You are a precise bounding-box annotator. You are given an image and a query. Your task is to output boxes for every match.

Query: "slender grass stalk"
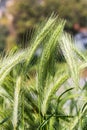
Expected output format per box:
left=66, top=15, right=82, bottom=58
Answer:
left=12, top=76, right=21, bottom=130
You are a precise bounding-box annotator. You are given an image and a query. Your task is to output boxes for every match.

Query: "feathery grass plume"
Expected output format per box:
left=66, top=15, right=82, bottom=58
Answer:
left=41, top=73, right=68, bottom=116
left=38, top=19, right=65, bottom=94
left=0, top=50, right=26, bottom=85
left=0, top=16, right=56, bottom=86
left=36, top=18, right=65, bottom=126
left=60, top=33, right=79, bottom=88
left=12, top=76, right=21, bottom=130
left=26, top=15, right=57, bottom=65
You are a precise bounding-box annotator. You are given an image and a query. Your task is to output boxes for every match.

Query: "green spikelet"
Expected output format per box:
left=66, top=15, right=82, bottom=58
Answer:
left=60, top=33, right=80, bottom=88
left=38, top=18, right=65, bottom=114
left=26, top=15, right=57, bottom=65
left=12, top=76, right=21, bottom=130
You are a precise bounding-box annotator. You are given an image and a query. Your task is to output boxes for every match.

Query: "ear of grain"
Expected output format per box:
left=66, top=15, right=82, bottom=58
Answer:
left=37, top=19, right=65, bottom=116
left=60, top=34, right=79, bottom=88
left=26, top=15, right=57, bottom=65
left=12, top=76, right=21, bottom=130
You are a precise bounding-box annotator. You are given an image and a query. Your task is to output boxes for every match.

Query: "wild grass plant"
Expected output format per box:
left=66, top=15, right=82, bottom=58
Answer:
left=0, top=16, right=87, bottom=130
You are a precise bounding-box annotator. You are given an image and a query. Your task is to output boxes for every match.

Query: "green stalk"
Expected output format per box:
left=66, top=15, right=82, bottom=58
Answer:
left=12, top=76, right=21, bottom=130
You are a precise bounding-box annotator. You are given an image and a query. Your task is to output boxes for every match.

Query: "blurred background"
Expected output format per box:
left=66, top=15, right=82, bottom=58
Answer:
left=0, top=0, right=87, bottom=52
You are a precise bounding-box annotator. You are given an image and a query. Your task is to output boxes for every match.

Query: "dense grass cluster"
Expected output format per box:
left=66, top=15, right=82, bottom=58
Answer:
left=0, top=16, right=87, bottom=130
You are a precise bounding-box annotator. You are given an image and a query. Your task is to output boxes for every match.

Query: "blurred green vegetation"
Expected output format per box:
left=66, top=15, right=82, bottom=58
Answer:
left=0, top=25, right=8, bottom=52
left=0, top=0, right=87, bottom=51
left=9, top=0, right=87, bottom=35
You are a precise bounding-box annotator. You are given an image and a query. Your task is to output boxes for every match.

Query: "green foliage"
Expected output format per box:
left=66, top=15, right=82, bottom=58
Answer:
left=0, top=16, right=87, bottom=130
left=8, top=0, right=87, bottom=46
left=0, top=26, right=8, bottom=52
